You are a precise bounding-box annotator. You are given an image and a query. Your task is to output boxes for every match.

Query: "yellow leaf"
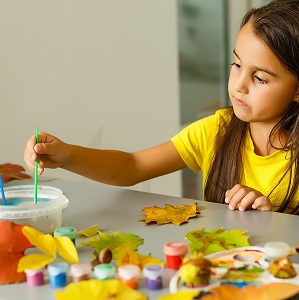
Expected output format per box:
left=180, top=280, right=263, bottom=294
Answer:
left=159, top=290, right=200, bottom=300
left=17, top=253, right=55, bottom=272
left=55, top=279, right=147, bottom=300
left=22, top=226, right=56, bottom=257
left=55, top=237, right=79, bottom=263
left=140, top=202, right=199, bottom=225
left=78, top=224, right=99, bottom=237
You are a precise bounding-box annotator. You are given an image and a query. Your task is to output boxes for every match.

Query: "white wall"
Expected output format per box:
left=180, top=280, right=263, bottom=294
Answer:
left=0, top=0, right=182, bottom=197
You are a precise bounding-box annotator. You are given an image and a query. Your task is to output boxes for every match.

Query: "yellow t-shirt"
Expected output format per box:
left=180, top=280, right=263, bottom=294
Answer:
left=171, top=108, right=298, bottom=212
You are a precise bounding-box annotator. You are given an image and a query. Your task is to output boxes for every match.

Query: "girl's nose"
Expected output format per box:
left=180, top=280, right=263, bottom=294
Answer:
left=234, top=75, right=249, bottom=94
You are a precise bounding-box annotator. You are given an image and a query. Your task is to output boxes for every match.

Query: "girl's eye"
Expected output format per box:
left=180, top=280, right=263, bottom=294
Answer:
left=255, top=75, right=267, bottom=84
left=230, top=62, right=241, bottom=69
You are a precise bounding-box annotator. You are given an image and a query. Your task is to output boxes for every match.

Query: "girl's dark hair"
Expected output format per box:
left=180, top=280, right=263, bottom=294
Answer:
left=204, top=0, right=299, bottom=214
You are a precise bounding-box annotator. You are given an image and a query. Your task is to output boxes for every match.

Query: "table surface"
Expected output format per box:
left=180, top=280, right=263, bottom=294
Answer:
left=2, top=178, right=299, bottom=300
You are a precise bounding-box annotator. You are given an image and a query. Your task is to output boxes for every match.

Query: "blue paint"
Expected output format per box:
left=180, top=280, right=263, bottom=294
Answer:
left=49, top=272, right=67, bottom=288
left=4, top=197, right=49, bottom=206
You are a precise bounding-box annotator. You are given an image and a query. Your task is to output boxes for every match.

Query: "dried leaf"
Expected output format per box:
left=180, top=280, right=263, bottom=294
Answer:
left=17, top=253, right=54, bottom=272
left=55, top=279, right=147, bottom=300
left=0, top=163, right=31, bottom=183
left=159, top=290, right=200, bottom=300
left=140, top=202, right=199, bottom=225
left=200, top=283, right=299, bottom=300
left=185, top=227, right=250, bottom=255
left=78, top=224, right=99, bottom=237
left=0, top=221, right=32, bottom=284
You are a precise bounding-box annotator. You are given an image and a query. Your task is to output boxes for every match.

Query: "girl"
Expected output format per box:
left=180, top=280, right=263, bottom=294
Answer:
left=24, top=0, right=299, bottom=214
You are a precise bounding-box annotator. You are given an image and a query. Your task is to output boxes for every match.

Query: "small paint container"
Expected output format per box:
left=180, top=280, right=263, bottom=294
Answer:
left=94, top=263, right=116, bottom=280
left=54, top=227, right=77, bottom=245
left=118, top=264, right=140, bottom=289
left=163, top=241, right=188, bottom=270
left=264, top=242, right=290, bottom=260
left=25, top=268, right=44, bottom=286
left=48, top=262, right=68, bottom=288
left=71, top=263, right=92, bottom=282
left=143, top=264, right=163, bottom=290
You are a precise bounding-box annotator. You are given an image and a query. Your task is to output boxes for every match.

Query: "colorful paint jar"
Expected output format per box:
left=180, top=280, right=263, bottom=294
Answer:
left=94, top=263, right=116, bottom=280
left=71, top=263, right=92, bottom=282
left=163, top=241, right=188, bottom=270
left=143, top=264, right=163, bottom=290
left=25, top=268, right=44, bottom=286
left=118, top=264, right=140, bottom=289
left=48, top=262, right=68, bottom=288
left=54, top=227, right=77, bottom=245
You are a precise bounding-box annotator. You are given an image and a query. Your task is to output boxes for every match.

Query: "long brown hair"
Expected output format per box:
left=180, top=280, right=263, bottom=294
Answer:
left=204, top=0, right=299, bottom=214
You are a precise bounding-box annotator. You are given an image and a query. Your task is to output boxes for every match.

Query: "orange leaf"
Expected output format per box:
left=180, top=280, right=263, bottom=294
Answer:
left=139, top=202, right=199, bottom=225
left=0, top=163, right=31, bottom=183
left=0, top=221, right=32, bottom=284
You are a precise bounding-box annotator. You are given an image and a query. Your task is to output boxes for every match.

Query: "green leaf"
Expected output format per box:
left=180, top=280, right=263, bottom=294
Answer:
left=185, top=227, right=250, bottom=255
left=81, top=231, right=144, bottom=254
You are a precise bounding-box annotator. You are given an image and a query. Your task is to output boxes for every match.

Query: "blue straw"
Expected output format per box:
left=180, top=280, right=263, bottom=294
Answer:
left=0, top=175, right=7, bottom=206
left=34, top=127, right=39, bottom=204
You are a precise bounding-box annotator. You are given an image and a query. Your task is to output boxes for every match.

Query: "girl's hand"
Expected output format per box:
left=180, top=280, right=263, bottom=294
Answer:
left=225, top=184, right=272, bottom=211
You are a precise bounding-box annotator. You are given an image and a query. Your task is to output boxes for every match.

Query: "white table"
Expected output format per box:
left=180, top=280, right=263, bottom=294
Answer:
left=2, top=178, right=299, bottom=299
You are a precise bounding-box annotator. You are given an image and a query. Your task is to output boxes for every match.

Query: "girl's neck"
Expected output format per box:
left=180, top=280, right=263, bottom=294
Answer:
left=249, top=122, right=287, bottom=156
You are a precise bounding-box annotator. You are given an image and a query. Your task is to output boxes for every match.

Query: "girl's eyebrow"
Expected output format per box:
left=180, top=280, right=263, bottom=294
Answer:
left=233, top=49, right=278, bottom=77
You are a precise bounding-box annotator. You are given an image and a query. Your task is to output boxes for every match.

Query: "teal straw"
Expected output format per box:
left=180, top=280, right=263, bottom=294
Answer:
left=0, top=175, right=7, bottom=206
left=34, top=127, right=39, bottom=204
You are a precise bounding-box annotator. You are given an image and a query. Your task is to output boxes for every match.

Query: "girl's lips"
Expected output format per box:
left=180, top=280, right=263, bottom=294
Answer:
left=234, top=96, right=247, bottom=106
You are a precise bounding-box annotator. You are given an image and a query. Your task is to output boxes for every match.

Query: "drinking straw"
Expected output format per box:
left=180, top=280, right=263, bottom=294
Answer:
left=0, top=175, right=7, bottom=206
left=34, top=127, right=39, bottom=204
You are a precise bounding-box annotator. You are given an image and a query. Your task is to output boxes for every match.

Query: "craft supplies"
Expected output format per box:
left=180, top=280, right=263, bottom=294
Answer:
left=54, top=227, right=77, bottom=245
left=0, top=185, right=69, bottom=233
left=25, top=268, right=44, bottom=286
left=34, top=127, right=39, bottom=204
left=94, top=263, right=116, bottom=280
left=0, top=175, right=7, bottom=206
left=48, top=262, right=68, bottom=288
left=264, top=242, right=290, bottom=260
left=143, top=264, right=163, bottom=290
left=163, top=241, right=188, bottom=270
left=71, top=263, right=92, bottom=282
left=118, top=264, right=140, bottom=289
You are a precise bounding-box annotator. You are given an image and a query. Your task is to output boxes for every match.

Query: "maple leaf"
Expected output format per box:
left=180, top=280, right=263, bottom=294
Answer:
left=81, top=231, right=144, bottom=255
left=0, top=221, right=32, bottom=284
left=139, top=202, right=199, bottom=225
left=185, top=227, right=250, bottom=255
left=0, top=163, right=31, bottom=183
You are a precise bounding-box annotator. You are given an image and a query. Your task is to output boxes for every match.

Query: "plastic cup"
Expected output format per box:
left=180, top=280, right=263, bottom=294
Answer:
left=143, top=264, right=163, bottom=290
left=48, top=262, right=68, bottom=288
left=54, top=227, right=77, bottom=245
left=94, top=263, right=116, bottom=280
left=25, top=268, right=44, bottom=286
left=118, top=264, right=140, bottom=289
left=70, top=263, right=92, bottom=282
left=0, top=185, right=69, bottom=233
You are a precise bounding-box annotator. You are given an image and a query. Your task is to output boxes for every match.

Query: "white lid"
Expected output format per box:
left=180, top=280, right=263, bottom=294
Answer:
left=71, top=263, right=92, bottom=277
left=118, top=264, right=140, bottom=280
left=143, top=265, right=163, bottom=280
left=264, top=241, right=290, bottom=258
left=48, top=263, right=68, bottom=276
left=0, top=185, right=69, bottom=219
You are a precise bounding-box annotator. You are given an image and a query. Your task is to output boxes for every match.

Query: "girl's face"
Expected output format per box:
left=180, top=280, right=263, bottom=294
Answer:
left=228, top=22, right=299, bottom=127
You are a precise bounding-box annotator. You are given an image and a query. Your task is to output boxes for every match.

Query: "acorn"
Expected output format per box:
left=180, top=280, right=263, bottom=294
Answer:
left=269, top=257, right=297, bottom=279
left=90, top=248, right=113, bottom=270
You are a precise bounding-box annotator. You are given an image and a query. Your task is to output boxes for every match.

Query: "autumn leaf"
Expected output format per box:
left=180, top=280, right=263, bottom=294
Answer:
left=55, top=279, right=147, bottom=300
left=200, top=283, right=299, bottom=300
left=185, top=227, right=250, bottom=255
left=159, top=290, right=200, bottom=300
left=0, top=221, right=32, bottom=284
left=139, top=202, right=199, bottom=225
left=0, top=163, right=31, bottom=183
left=81, top=231, right=144, bottom=255
left=78, top=224, right=99, bottom=237
left=114, top=242, right=164, bottom=268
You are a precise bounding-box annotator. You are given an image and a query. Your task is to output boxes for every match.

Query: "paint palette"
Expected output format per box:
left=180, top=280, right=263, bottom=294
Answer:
left=169, top=246, right=299, bottom=293
left=0, top=185, right=69, bottom=233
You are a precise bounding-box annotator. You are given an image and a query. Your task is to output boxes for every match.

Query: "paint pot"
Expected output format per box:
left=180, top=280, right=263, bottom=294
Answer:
left=54, top=227, right=77, bottom=245
left=48, top=262, right=68, bottom=288
left=25, top=268, right=44, bottom=286
left=94, top=263, right=116, bottom=280
left=118, top=264, right=140, bottom=289
left=70, top=263, right=92, bottom=282
left=163, top=241, right=188, bottom=270
left=143, top=264, right=163, bottom=290
left=264, top=242, right=290, bottom=260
